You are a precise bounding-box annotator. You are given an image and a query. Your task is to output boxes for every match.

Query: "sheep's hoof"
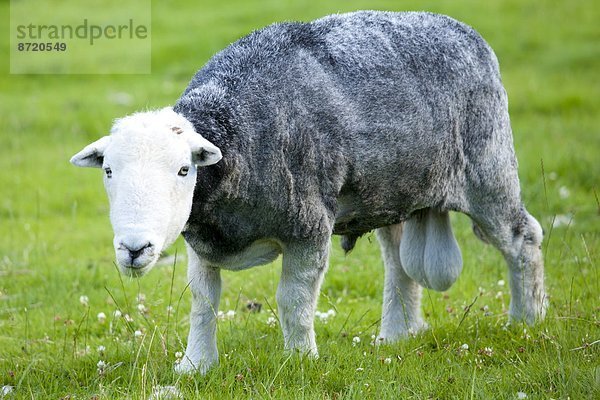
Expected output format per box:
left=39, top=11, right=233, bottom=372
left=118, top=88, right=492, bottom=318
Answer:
left=378, top=321, right=429, bottom=344
left=174, top=357, right=216, bottom=375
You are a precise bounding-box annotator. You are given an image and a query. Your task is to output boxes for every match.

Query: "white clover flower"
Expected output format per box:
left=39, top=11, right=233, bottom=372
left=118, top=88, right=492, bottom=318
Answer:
left=124, top=314, right=134, bottom=323
left=559, top=186, right=570, bottom=199
left=79, top=295, right=89, bottom=306
left=113, top=310, right=122, bottom=318
left=315, top=309, right=337, bottom=323
left=1, top=385, right=14, bottom=397
left=482, top=347, right=493, bottom=356
left=461, top=343, right=469, bottom=351
left=516, top=392, right=527, bottom=399
left=136, top=293, right=146, bottom=303
left=356, top=367, right=364, bottom=372
left=137, top=303, right=147, bottom=313
left=97, top=312, right=107, bottom=324
left=352, top=336, right=361, bottom=346
left=97, top=345, right=106, bottom=354
left=315, top=312, right=327, bottom=323
left=384, top=357, right=392, bottom=364
left=266, top=316, right=277, bottom=327
left=370, top=335, right=378, bottom=346
left=149, top=385, right=183, bottom=400
left=217, top=310, right=236, bottom=320
left=497, top=279, right=505, bottom=287
left=97, top=360, right=107, bottom=375
left=166, top=305, right=174, bottom=314
left=134, top=330, right=143, bottom=338
left=175, top=351, right=183, bottom=359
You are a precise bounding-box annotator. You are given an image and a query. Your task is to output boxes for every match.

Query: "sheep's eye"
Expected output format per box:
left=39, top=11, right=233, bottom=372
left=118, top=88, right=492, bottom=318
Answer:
left=104, top=167, right=112, bottom=178
left=178, top=166, right=190, bottom=177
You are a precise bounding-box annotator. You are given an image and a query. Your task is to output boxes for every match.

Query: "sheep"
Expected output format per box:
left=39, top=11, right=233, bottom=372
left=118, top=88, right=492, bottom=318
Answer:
left=71, top=10, right=547, bottom=374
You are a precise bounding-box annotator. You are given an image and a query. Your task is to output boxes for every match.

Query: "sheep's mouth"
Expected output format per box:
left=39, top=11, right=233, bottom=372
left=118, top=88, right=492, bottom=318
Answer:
left=119, top=260, right=158, bottom=277
left=116, top=251, right=160, bottom=277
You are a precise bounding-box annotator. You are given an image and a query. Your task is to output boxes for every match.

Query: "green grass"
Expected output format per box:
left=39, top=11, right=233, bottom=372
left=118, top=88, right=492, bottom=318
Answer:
left=1, top=0, right=599, bottom=398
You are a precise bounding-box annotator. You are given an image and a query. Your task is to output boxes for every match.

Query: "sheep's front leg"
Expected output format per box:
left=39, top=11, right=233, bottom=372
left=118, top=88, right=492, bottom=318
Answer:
left=277, top=239, right=329, bottom=356
left=175, top=243, right=221, bottom=374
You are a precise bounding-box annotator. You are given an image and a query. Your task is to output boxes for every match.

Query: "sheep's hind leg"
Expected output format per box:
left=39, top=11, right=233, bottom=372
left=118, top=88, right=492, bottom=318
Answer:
left=471, top=207, right=547, bottom=325
left=376, top=224, right=428, bottom=342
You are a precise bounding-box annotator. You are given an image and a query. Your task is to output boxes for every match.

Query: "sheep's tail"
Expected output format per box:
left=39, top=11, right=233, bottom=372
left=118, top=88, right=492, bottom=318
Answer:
left=400, top=208, right=463, bottom=291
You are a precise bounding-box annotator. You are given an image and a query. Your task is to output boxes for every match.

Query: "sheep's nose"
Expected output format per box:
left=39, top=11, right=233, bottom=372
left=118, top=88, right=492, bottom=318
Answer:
left=121, top=242, right=153, bottom=263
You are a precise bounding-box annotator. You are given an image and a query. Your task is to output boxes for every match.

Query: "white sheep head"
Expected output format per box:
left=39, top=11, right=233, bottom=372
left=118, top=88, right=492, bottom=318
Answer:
left=70, top=107, right=222, bottom=276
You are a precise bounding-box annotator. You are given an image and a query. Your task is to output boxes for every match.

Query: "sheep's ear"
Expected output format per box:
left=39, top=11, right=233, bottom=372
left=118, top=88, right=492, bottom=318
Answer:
left=189, top=134, right=222, bottom=167
left=70, top=136, right=111, bottom=168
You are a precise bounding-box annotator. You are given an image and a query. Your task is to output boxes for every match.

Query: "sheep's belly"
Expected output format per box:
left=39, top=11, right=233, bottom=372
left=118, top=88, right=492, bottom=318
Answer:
left=197, top=239, right=282, bottom=271
left=334, top=195, right=411, bottom=236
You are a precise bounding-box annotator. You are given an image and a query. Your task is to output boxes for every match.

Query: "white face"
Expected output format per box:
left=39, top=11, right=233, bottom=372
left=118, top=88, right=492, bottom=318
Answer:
left=71, top=107, right=222, bottom=277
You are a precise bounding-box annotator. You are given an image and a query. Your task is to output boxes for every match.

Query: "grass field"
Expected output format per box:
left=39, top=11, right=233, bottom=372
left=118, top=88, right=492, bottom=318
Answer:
left=1, top=0, right=599, bottom=398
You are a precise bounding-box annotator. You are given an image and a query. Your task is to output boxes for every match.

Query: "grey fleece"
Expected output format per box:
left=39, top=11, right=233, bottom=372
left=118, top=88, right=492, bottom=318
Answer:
left=173, top=10, right=523, bottom=261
